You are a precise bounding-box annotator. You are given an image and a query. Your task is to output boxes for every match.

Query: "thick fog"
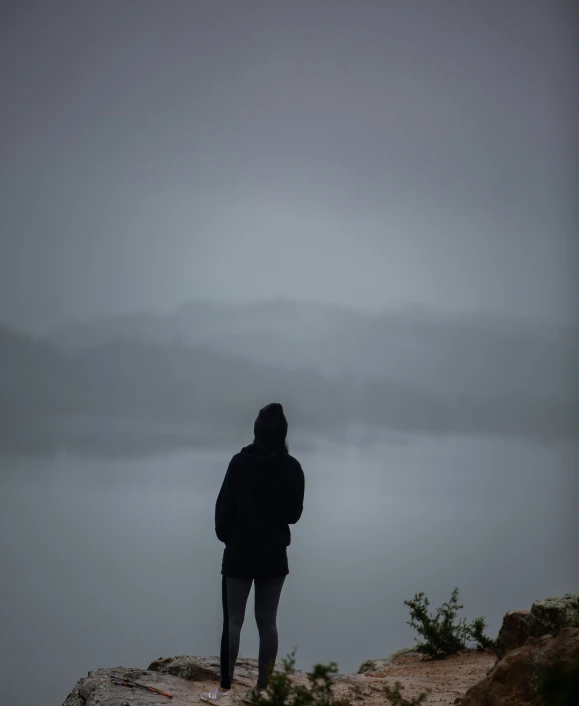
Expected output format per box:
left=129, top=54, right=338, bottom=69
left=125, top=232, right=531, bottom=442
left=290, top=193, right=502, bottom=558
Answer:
left=0, top=0, right=577, bottom=331
left=0, top=3, right=577, bottom=706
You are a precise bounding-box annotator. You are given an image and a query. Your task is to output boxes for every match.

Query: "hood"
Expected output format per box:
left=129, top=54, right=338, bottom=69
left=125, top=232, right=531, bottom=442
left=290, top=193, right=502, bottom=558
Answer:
left=254, top=402, right=288, bottom=445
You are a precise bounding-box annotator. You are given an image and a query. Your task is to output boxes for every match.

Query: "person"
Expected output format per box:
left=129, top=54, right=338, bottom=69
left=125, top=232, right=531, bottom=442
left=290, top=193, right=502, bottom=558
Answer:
left=200, top=403, right=305, bottom=705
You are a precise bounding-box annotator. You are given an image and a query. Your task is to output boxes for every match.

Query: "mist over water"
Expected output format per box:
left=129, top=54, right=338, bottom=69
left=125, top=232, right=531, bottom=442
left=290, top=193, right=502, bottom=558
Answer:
left=1, top=431, right=577, bottom=706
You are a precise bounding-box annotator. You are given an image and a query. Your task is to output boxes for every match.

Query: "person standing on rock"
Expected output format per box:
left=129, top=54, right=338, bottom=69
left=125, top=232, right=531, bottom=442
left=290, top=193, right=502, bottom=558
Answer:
left=200, top=403, right=305, bottom=705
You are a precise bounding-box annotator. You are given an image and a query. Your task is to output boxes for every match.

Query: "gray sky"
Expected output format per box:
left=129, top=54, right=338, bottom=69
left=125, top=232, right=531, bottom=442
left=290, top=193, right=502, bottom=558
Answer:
left=0, top=0, right=576, bottom=331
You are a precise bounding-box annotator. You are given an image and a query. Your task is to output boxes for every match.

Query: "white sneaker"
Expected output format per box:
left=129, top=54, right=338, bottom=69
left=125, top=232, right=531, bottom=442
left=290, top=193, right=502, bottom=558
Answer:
left=200, top=686, right=234, bottom=705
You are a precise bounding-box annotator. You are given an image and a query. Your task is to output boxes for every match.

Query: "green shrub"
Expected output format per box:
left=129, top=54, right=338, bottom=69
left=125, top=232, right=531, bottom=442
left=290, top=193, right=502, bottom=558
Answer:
left=249, top=650, right=426, bottom=706
left=404, top=587, right=496, bottom=657
left=249, top=649, right=351, bottom=706
left=468, top=615, right=496, bottom=650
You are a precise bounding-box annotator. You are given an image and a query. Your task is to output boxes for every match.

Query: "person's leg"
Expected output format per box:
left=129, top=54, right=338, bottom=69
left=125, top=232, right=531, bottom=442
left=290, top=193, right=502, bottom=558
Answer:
left=254, top=575, right=286, bottom=690
left=220, top=576, right=253, bottom=690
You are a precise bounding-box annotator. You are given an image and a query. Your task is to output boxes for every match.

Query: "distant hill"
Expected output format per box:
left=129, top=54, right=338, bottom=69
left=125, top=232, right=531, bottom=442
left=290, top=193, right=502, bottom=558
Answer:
left=47, top=298, right=578, bottom=403
left=2, top=319, right=577, bottom=444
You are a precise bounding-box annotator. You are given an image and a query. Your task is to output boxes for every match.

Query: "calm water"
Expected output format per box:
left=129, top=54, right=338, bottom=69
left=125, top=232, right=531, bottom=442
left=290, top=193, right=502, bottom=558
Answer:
left=0, top=432, right=577, bottom=706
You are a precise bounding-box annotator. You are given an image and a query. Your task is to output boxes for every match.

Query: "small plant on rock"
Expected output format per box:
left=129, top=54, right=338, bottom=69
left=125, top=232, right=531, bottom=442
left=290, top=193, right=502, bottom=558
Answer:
left=249, top=650, right=427, bottom=706
left=468, top=615, right=496, bottom=649
left=250, top=649, right=351, bottom=706
left=404, top=586, right=496, bottom=657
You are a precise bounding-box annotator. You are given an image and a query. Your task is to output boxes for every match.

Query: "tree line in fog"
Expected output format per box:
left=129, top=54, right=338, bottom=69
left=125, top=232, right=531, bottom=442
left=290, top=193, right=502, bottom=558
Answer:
left=1, top=323, right=576, bottom=443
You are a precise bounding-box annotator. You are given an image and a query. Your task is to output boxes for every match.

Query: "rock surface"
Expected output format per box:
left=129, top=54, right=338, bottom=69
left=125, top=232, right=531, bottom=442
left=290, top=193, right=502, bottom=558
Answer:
left=496, top=593, right=579, bottom=657
left=362, top=649, right=496, bottom=704
left=461, top=627, right=579, bottom=706
left=62, top=666, right=199, bottom=706
left=358, top=647, right=423, bottom=674
left=62, top=658, right=372, bottom=706
left=148, top=655, right=299, bottom=686
left=62, top=651, right=496, bottom=706
left=495, top=610, right=532, bottom=655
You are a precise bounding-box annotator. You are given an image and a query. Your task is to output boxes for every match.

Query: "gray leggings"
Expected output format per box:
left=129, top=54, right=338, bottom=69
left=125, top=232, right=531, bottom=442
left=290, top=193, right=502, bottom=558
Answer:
left=220, top=575, right=286, bottom=690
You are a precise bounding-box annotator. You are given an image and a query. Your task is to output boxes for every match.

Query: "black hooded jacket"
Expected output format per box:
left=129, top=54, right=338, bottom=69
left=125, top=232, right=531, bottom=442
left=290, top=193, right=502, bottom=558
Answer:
left=215, top=442, right=305, bottom=579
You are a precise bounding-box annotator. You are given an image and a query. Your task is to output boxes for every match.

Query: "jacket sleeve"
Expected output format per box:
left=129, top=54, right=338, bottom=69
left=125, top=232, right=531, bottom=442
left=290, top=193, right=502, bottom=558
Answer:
left=283, top=461, right=305, bottom=524
left=215, top=458, right=237, bottom=543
